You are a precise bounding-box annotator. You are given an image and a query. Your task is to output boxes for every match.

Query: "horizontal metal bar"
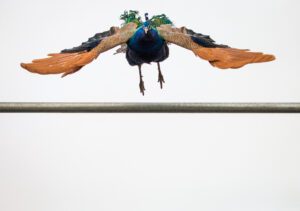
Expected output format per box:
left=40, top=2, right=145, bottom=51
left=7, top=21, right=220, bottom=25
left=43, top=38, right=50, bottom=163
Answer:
left=0, top=103, right=300, bottom=113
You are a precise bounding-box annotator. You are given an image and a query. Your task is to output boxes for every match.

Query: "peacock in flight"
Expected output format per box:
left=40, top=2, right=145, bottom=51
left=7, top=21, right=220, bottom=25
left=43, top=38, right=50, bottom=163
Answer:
left=21, top=10, right=275, bottom=95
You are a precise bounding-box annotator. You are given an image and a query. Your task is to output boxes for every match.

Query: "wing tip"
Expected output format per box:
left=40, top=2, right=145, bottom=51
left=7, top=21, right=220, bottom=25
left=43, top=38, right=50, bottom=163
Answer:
left=264, top=54, right=276, bottom=62
left=20, top=62, right=49, bottom=75
left=20, top=62, right=34, bottom=73
left=20, top=62, right=26, bottom=69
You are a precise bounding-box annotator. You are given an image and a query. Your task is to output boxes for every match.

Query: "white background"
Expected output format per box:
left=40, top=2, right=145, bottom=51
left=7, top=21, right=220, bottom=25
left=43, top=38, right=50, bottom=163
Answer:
left=0, top=0, right=300, bottom=211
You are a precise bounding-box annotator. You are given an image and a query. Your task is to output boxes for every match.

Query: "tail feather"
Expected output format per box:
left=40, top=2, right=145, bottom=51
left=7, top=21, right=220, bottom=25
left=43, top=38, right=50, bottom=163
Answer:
left=194, top=47, right=276, bottom=69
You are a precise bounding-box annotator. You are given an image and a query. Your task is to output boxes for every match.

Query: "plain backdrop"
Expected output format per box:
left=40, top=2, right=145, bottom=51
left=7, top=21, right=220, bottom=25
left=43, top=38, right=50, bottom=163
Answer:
left=0, top=0, right=300, bottom=211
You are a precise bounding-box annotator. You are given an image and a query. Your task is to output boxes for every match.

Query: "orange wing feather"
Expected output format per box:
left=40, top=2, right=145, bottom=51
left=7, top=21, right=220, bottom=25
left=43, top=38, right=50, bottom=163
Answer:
left=194, top=48, right=275, bottom=69
left=21, top=51, right=97, bottom=77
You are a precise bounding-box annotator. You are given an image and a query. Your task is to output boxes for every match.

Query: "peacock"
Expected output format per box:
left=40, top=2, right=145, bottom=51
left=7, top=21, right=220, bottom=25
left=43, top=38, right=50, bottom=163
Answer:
left=21, top=10, right=275, bottom=95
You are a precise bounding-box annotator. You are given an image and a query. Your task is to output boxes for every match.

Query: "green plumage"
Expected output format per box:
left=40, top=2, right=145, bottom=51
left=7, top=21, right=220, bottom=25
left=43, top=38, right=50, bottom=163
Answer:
left=120, top=10, right=173, bottom=28
left=149, top=14, right=173, bottom=27
left=120, top=10, right=143, bottom=27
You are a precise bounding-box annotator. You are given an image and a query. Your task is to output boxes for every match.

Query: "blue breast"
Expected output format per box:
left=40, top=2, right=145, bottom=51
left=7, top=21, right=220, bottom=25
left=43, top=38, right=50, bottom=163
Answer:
left=127, top=27, right=165, bottom=54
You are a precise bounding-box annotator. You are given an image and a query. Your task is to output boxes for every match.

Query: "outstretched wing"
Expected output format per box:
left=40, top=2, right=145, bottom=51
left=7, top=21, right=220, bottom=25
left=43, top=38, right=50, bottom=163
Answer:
left=157, top=24, right=275, bottom=69
left=21, top=23, right=137, bottom=77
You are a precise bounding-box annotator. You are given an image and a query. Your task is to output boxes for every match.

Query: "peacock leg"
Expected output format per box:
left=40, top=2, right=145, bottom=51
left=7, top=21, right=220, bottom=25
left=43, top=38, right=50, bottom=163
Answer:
left=138, top=65, right=146, bottom=95
left=157, top=62, right=165, bottom=89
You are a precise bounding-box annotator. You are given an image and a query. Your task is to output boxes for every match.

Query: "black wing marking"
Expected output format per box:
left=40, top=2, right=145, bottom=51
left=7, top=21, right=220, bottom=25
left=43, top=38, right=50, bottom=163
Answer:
left=61, top=27, right=119, bottom=53
left=185, top=28, right=229, bottom=48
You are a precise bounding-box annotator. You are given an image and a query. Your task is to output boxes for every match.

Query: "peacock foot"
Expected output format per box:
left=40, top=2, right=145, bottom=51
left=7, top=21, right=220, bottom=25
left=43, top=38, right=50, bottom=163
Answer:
left=139, top=80, right=146, bottom=95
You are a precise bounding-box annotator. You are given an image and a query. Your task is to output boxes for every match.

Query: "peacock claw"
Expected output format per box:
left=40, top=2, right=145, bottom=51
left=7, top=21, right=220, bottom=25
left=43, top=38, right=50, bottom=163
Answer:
left=139, top=80, right=146, bottom=95
left=138, top=65, right=146, bottom=95
left=158, top=72, right=165, bottom=89
left=157, top=62, right=165, bottom=89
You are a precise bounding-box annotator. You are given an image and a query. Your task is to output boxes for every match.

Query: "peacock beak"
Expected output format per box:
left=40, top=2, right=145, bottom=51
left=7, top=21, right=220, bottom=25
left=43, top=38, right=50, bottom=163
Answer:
left=143, top=27, right=149, bottom=34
